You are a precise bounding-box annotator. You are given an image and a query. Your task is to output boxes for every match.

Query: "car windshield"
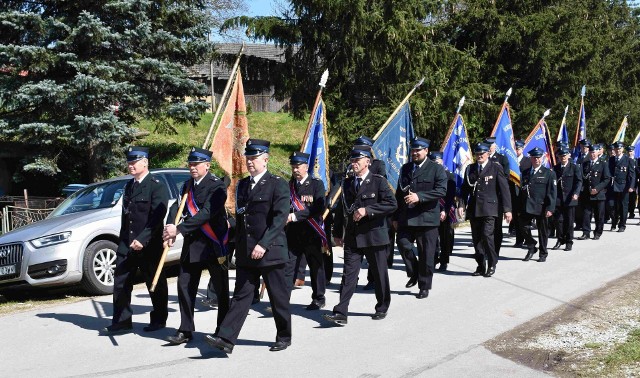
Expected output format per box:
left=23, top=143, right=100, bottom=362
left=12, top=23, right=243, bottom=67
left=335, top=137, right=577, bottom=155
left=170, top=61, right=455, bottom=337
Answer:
left=49, top=180, right=127, bottom=217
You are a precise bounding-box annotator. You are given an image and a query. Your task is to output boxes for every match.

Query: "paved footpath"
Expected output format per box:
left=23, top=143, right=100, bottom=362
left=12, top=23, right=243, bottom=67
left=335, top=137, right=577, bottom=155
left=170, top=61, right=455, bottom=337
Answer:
left=2, top=224, right=640, bottom=377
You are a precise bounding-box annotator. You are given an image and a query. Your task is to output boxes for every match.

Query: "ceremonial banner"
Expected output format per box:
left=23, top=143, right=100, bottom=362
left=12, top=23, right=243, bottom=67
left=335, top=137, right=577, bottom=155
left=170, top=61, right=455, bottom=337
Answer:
left=372, top=102, right=415, bottom=190
left=572, top=86, right=587, bottom=161
left=631, top=131, right=640, bottom=152
left=490, top=103, right=521, bottom=185
left=613, top=116, right=628, bottom=143
left=557, top=108, right=570, bottom=145
left=524, top=120, right=554, bottom=168
left=210, top=68, right=250, bottom=211
left=301, top=99, right=330, bottom=194
left=441, top=114, right=473, bottom=195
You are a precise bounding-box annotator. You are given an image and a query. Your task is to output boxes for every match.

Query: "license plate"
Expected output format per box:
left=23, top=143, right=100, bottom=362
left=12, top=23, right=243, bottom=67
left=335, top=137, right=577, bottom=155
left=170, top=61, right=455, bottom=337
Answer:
left=0, top=264, right=16, bottom=277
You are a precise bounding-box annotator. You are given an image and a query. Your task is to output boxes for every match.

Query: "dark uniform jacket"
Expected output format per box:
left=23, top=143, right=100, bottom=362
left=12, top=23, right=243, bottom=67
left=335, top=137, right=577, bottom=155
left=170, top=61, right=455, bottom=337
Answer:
left=334, top=172, right=397, bottom=248
left=575, top=152, right=589, bottom=166
left=490, top=152, right=510, bottom=178
left=519, top=155, right=532, bottom=173
left=286, top=176, right=326, bottom=248
left=235, top=171, right=290, bottom=268
left=460, top=160, right=512, bottom=218
left=520, top=166, right=557, bottom=215
left=581, top=159, right=611, bottom=200
left=118, top=174, right=169, bottom=256
left=394, top=159, right=447, bottom=227
left=440, top=170, right=457, bottom=222
left=168, top=172, right=228, bottom=263
left=608, top=155, right=636, bottom=193
left=553, top=162, right=583, bottom=207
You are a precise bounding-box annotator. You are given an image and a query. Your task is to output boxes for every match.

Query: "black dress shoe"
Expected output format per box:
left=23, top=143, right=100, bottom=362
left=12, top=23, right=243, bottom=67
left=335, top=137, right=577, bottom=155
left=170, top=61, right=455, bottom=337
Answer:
left=471, top=266, right=485, bottom=276
left=306, top=301, right=326, bottom=310
left=205, top=335, right=234, bottom=353
left=437, top=264, right=448, bottom=272
left=512, top=242, right=524, bottom=248
left=166, top=331, right=193, bottom=345
left=143, top=323, right=166, bottom=332
left=362, top=281, right=375, bottom=290
left=405, top=277, right=418, bottom=288
left=371, top=311, right=387, bottom=320
left=538, top=257, right=546, bottom=262
left=610, top=225, right=616, bottom=231
left=323, top=313, right=348, bottom=325
left=617, top=227, right=626, bottom=233
left=416, top=290, right=429, bottom=299
left=576, top=234, right=590, bottom=240
left=564, top=244, right=573, bottom=251
left=523, top=248, right=537, bottom=261
left=551, top=241, right=563, bottom=250
left=592, top=235, right=600, bottom=240
left=269, top=340, right=291, bottom=352
left=484, top=266, right=496, bottom=277
left=102, top=322, right=132, bottom=334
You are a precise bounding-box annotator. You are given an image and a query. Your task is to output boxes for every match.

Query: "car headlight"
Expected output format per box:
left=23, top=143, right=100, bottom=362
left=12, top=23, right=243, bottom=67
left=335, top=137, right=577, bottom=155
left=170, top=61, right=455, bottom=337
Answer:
left=30, top=232, right=72, bottom=248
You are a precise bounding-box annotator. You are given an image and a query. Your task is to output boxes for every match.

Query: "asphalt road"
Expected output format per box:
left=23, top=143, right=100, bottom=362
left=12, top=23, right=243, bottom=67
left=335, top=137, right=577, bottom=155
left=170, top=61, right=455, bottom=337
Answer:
left=2, top=223, right=639, bottom=377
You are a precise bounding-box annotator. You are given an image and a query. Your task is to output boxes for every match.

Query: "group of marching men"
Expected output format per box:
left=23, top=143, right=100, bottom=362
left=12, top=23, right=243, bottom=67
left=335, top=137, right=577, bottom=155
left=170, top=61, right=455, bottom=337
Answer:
left=100, top=132, right=636, bottom=353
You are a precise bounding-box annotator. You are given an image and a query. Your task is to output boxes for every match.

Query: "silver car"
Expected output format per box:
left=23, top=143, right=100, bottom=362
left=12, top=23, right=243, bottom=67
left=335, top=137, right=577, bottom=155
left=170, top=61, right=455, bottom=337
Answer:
left=0, top=168, right=193, bottom=295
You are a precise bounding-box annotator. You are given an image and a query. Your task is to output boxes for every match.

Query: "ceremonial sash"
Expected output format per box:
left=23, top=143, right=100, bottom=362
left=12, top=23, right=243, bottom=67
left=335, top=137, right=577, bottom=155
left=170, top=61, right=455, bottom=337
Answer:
left=186, top=186, right=229, bottom=256
left=289, top=182, right=328, bottom=248
left=439, top=198, right=457, bottom=223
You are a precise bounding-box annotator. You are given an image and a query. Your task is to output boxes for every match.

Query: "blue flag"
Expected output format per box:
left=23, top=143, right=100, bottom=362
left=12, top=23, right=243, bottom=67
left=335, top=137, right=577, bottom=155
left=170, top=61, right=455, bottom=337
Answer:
left=372, top=102, right=415, bottom=190
left=441, top=114, right=473, bottom=194
left=572, top=88, right=587, bottom=161
left=631, top=131, right=640, bottom=152
left=524, top=120, right=553, bottom=168
left=556, top=109, right=569, bottom=145
left=491, top=103, right=521, bottom=185
left=301, top=99, right=330, bottom=194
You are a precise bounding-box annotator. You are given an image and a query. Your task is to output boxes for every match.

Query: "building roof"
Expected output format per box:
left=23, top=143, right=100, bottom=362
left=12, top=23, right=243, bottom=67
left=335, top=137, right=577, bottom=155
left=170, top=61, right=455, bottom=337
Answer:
left=187, top=43, right=289, bottom=80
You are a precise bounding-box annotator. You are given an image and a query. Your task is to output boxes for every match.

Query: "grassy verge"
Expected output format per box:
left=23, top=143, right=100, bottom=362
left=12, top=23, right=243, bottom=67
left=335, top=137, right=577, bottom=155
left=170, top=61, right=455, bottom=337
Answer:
left=600, top=327, right=640, bottom=374
left=135, top=112, right=308, bottom=177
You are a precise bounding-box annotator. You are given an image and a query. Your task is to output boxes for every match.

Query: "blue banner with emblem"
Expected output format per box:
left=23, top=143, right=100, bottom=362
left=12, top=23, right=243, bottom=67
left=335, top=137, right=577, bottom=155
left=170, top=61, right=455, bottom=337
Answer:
left=491, top=103, right=521, bottom=185
left=557, top=111, right=569, bottom=145
left=372, top=102, right=415, bottom=190
left=301, top=99, right=330, bottom=195
left=441, top=114, right=473, bottom=195
left=572, top=86, right=587, bottom=161
left=524, top=120, right=553, bottom=168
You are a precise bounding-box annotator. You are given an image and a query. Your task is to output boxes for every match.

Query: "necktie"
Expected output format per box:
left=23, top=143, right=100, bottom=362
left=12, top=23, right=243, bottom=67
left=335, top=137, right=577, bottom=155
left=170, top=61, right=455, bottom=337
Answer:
left=355, top=177, right=362, bottom=192
left=478, top=164, right=483, bottom=174
left=131, top=180, right=139, bottom=193
left=295, top=181, right=301, bottom=193
left=249, top=177, right=255, bottom=191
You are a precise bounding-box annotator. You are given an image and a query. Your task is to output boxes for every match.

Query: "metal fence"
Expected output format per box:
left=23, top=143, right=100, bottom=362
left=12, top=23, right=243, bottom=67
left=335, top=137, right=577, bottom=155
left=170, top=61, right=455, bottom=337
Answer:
left=1, top=206, right=55, bottom=234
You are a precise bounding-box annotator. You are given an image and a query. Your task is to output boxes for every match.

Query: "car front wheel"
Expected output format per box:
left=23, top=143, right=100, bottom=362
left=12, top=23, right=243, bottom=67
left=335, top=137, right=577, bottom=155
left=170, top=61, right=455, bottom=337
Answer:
left=80, top=240, right=117, bottom=295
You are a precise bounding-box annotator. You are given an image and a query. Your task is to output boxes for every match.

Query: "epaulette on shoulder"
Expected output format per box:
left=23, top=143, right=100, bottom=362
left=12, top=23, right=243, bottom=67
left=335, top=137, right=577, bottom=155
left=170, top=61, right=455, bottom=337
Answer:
left=272, top=175, right=282, bottom=180
left=208, top=174, right=219, bottom=181
left=148, top=174, right=160, bottom=183
left=372, top=173, right=385, bottom=179
left=311, top=177, right=321, bottom=181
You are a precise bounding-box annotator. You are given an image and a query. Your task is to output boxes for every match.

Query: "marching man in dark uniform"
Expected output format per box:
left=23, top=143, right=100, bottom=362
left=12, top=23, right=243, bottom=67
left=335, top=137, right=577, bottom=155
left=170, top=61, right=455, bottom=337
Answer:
left=393, top=138, right=447, bottom=299
left=575, top=139, right=591, bottom=232
left=520, top=147, right=556, bottom=262
left=104, top=147, right=169, bottom=334
left=552, top=147, right=582, bottom=251
left=608, top=141, right=636, bottom=232
left=163, top=147, right=230, bottom=345
left=485, top=137, right=510, bottom=255
left=513, top=140, right=531, bottom=248
left=458, top=143, right=512, bottom=277
left=577, top=144, right=611, bottom=240
left=286, top=151, right=327, bottom=310
left=206, top=139, right=292, bottom=353
left=429, top=151, right=457, bottom=271
left=323, top=147, right=397, bottom=325
left=626, top=146, right=637, bottom=219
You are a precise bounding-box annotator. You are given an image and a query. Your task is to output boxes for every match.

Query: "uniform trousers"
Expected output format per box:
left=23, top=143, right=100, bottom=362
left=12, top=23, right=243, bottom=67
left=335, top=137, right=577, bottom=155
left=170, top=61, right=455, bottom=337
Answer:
left=177, top=259, right=229, bottom=334
left=628, top=190, right=637, bottom=218
left=582, top=200, right=605, bottom=236
left=112, top=251, right=167, bottom=326
left=396, top=226, right=438, bottom=291
left=494, top=211, right=504, bottom=256
left=217, top=263, right=291, bottom=345
left=610, top=192, right=629, bottom=229
left=437, top=221, right=454, bottom=265
left=470, top=217, right=497, bottom=270
left=520, top=213, right=549, bottom=259
left=288, top=241, right=326, bottom=303
left=333, top=244, right=390, bottom=316
left=554, top=206, right=575, bottom=245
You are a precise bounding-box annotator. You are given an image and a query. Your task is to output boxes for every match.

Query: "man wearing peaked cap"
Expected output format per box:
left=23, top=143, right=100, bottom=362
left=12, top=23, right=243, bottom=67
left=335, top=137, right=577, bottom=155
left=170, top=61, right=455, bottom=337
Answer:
left=520, top=147, right=557, bottom=262
left=207, top=138, right=293, bottom=353
left=163, top=146, right=230, bottom=345
left=484, top=136, right=510, bottom=256
left=393, top=138, right=447, bottom=299
left=323, top=146, right=397, bottom=325
left=458, top=143, right=512, bottom=277
left=552, top=147, right=582, bottom=251
left=608, top=141, right=635, bottom=232
left=104, top=147, right=170, bottom=335
left=577, top=143, right=611, bottom=241
left=512, top=139, right=529, bottom=247
left=285, top=151, right=327, bottom=310
left=625, top=145, right=639, bottom=219
left=427, top=151, right=457, bottom=272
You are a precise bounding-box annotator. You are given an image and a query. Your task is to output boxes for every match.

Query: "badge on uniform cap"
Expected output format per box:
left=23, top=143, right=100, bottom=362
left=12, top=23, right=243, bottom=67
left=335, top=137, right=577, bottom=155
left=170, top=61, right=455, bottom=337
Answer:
left=191, top=147, right=195, bottom=152
left=128, top=147, right=132, bottom=152
left=247, top=140, right=252, bottom=145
